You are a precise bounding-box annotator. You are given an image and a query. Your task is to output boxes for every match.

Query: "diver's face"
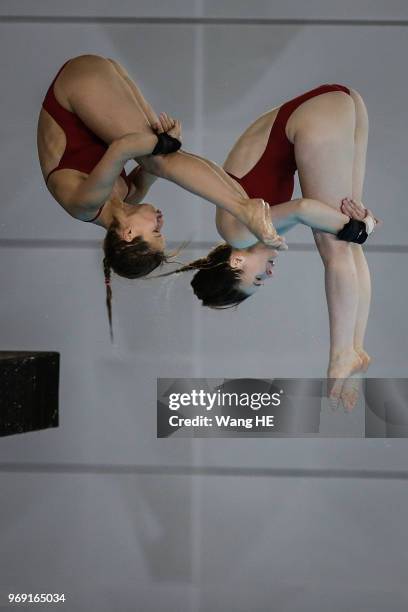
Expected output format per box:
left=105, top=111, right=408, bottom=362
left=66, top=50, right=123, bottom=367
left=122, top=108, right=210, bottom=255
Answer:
left=119, top=203, right=165, bottom=251
left=229, top=243, right=278, bottom=295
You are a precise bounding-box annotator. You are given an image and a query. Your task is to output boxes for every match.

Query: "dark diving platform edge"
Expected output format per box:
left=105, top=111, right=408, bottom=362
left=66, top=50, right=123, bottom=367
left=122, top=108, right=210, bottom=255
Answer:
left=0, top=351, right=60, bottom=437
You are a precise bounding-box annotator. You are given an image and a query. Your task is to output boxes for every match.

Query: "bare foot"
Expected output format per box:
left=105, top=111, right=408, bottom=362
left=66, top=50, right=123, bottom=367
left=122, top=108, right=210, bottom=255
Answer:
left=354, top=347, right=372, bottom=372
left=338, top=349, right=371, bottom=412
left=242, top=198, right=288, bottom=249
left=327, top=350, right=363, bottom=401
left=340, top=378, right=361, bottom=412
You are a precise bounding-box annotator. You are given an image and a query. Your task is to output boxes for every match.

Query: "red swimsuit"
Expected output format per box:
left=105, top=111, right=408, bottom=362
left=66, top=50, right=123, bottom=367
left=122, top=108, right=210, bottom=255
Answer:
left=226, top=84, right=350, bottom=205
left=42, top=61, right=132, bottom=222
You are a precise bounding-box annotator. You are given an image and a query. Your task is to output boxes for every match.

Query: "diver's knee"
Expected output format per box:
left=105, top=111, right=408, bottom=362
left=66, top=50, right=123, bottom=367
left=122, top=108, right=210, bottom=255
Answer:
left=315, top=234, right=353, bottom=265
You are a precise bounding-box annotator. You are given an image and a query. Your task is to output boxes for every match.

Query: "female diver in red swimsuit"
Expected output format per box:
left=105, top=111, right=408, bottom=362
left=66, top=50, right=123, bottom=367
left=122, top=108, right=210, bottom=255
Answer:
left=37, top=54, right=284, bottom=274
left=163, top=84, right=378, bottom=406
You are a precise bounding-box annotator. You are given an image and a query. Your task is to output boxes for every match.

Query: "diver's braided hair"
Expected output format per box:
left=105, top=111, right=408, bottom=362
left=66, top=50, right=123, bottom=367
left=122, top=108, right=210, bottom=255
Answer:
left=102, top=220, right=167, bottom=342
left=153, top=243, right=250, bottom=309
left=103, top=257, right=114, bottom=342
left=102, top=220, right=187, bottom=341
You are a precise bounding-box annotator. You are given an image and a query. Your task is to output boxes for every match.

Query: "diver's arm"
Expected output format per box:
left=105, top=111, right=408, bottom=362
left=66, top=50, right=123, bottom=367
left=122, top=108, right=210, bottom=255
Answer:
left=125, top=164, right=159, bottom=204
left=66, top=134, right=159, bottom=218
left=269, top=197, right=377, bottom=237
left=215, top=208, right=256, bottom=248
left=270, top=198, right=350, bottom=234
left=216, top=198, right=358, bottom=249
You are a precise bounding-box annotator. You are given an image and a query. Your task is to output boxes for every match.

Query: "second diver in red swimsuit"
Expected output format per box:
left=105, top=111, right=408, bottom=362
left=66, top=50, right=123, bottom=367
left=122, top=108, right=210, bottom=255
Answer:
left=162, top=83, right=379, bottom=405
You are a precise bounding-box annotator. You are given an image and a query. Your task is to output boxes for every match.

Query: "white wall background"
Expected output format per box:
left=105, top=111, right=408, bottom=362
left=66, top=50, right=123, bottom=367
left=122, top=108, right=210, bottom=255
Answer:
left=0, top=3, right=407, bottom=611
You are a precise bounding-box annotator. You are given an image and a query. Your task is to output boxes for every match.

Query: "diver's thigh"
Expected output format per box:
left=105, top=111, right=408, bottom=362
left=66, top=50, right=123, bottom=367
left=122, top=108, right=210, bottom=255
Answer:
left=57, top=55, right=150, bottom=142
left=295, top=136, right=354, bottom=207
left=348, top=88, right=369, bottom=201
left=294, top=95, right=355, bottom=208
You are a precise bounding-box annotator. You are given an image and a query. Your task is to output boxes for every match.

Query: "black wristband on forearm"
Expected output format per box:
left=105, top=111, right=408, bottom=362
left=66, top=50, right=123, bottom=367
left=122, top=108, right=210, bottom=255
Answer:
left=337, top=219, right=368, bottom=244
left=152, top=132, right=182, bottom=155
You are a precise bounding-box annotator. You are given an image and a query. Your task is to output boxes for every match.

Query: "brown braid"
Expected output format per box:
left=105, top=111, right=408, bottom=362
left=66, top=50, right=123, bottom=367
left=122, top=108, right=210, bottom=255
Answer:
left=103, top=257, right=114, bottom=342
left=102, top=219, right=187, bottom=340
left=151, top=254, right=212, bottom=277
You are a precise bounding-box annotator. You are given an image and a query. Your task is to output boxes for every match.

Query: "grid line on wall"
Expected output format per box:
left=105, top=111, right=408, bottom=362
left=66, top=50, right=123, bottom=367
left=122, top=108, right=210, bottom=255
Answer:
left=0, top=240, right=406, bottom=253
left=1, top=17, right=408, bottom=26
left=0, top=462, right=408, bottom=480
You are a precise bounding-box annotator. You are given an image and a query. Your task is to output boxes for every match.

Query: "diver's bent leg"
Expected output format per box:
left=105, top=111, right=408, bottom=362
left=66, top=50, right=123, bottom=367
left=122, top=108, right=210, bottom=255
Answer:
left=349, top=88, right=371, bottom=370
left=106, top=58, right=160, bottom=129
left=294, top=92, right=362, bottom=392
left=60, top=55, right=152, bottom=142
left=313, top=234, right=360, bottom=362
left=140, top=151, right=282, bottom=246
left=350, top=244, right=371, bottom=371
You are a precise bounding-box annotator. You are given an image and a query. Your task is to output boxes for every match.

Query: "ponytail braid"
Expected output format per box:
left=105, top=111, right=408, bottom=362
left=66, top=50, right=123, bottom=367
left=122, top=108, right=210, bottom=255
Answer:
left=103, top=257, right=114, bottom=342
left=102, top=219, right=187, bottom=340
left=151, top=254, right=213, bottom=278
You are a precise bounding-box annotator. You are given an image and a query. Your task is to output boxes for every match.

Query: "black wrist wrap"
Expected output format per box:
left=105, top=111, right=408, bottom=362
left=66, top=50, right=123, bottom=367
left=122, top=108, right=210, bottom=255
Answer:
left=337, top=219, right=368, bottom=244
left=152, top=132, right=182, bottom=155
